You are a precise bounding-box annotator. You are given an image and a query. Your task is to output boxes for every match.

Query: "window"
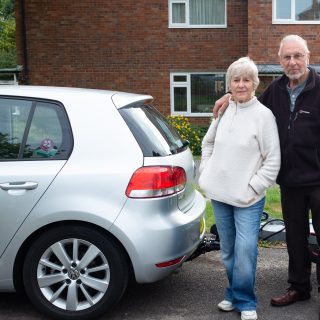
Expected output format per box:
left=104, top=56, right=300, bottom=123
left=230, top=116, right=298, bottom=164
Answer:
left=0, top=72, right=18, bottom=85
left=170, top=72, right=226, bottom=116
left=0, top=98, right=72, bottom=160
left=169, top=0, right=226, bottom=28
left=273, top=0, right=320, bottom=23
left=120, top=103, right=187, bottom=156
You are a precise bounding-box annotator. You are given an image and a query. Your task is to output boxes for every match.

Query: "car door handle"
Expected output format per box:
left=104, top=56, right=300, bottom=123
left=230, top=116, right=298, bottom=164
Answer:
left=0, top=181, right=38, bottom=191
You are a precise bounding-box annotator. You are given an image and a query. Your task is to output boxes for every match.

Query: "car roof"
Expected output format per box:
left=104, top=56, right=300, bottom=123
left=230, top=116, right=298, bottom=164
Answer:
left=0, top=85, right=153, bottom=108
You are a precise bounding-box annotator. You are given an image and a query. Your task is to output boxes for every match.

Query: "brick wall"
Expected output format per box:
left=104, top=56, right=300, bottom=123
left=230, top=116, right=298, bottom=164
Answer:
left=16, top=1, right=320, bottom=126
left=15, top=0, right=247, bottom=122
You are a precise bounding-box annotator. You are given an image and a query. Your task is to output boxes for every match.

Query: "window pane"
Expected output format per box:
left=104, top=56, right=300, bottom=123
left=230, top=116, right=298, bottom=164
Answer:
left=25, top=102, right=72, bottom=159
left=172, top=3, right=186, bottom=23
left=0, top=99, right=32, bottom=160
left=190, top=0, right=225, bottom=25
left=174, top=75, right=187, bottom=82
left=191, top=74, right=225, bottom=113
left=119, top=103, right=186, bottom=156
left=276, top=0, right=291, bottom=19
left=174, top=87, right=187, bottom=112
left=296, top=0, right=320, bottom=21
left=26, top=104, right=60, bottom=158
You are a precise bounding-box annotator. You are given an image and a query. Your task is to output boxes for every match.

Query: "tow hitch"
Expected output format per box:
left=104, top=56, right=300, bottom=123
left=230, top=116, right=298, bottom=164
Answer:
left=187, top=225, right=220, bottom=261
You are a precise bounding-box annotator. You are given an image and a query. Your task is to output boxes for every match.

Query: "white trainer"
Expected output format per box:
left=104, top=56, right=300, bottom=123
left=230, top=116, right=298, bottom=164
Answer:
left=217, top=300, right=235, bottom=311
left=241, top=310, right=257, bottom=320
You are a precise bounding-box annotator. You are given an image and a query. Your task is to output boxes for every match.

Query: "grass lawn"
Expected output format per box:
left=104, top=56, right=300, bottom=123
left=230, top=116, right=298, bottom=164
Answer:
left=204, top=185, right=282, bottom=233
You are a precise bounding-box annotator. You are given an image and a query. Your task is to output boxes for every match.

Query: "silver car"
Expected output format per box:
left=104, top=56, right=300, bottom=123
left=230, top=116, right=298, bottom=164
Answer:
left=0, top=86, right=206, bottom=319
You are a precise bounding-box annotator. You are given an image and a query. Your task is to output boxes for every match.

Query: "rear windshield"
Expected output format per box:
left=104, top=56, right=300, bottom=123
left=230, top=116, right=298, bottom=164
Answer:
left=119, top=103, right=188, bottom=157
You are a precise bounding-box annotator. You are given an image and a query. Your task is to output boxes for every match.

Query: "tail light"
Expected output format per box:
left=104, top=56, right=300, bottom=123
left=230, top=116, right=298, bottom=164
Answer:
left=126, top=166, right=186, bottom=198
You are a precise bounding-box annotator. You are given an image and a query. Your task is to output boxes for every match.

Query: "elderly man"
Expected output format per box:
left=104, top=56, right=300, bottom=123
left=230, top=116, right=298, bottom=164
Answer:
left=213, top=34, right=320, bottom=307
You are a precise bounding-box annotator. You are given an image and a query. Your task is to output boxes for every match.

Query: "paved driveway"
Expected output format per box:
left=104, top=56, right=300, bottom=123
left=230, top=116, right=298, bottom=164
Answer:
left=0, top=247, right=318, bottom=320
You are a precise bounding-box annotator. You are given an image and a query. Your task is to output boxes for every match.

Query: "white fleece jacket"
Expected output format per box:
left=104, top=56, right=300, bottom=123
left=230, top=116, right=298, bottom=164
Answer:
left=198, top=96, right=281, bottom=207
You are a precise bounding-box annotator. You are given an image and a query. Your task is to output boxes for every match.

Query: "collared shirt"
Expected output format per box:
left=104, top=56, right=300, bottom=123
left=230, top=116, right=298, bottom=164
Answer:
left=286, top=81, right=306, bottom=112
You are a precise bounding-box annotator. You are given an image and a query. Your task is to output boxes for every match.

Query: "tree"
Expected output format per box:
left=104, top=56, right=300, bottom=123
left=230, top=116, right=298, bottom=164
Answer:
left=0, top=0, right=14, bottom=19
left=0, top=0, right=16, bottom=68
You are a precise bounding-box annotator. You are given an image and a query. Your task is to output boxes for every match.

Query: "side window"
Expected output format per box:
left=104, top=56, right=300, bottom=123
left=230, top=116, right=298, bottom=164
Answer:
left=0, top=99, right=32, bottom=159
left=24, top=102, right=70, bottom=159
left=0, top=98, right=72, bottom=161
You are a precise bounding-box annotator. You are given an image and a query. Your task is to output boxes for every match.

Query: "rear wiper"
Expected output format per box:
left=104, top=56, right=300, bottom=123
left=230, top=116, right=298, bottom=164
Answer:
left=170, top=140, right=189, bottom=154
left=182, top=140, right=189, bottom=147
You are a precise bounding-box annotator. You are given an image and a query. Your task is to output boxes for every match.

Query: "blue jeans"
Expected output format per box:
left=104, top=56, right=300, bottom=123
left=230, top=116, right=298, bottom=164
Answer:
left=212, top=197, right=265, bottom=311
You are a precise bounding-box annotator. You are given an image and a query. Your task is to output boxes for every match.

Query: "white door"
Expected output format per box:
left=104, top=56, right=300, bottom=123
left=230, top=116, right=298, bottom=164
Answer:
left=0, top=98, right=72, bottom=255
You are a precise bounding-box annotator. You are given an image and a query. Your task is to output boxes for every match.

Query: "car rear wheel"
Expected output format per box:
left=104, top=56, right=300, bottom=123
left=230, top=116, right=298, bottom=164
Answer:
left=23, top=225, right=128, bottom=320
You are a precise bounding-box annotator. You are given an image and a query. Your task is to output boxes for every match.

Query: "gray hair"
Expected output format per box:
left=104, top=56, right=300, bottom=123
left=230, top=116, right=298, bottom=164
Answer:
left=226, top=57, right=260, bottom=92
left=278, top=34, right=310, bottom=57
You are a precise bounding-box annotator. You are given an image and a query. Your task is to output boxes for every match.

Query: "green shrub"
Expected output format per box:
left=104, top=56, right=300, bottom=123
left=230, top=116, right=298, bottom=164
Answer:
left=0, top=48, right=16, bottom=68
left=0, top=1, right=16, bottom=68
left=167, top=115, right=208, bottom=156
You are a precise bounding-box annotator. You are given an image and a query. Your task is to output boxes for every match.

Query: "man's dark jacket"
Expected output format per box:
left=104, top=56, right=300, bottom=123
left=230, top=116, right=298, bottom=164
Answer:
left=258, top=67, right=320, bottom=187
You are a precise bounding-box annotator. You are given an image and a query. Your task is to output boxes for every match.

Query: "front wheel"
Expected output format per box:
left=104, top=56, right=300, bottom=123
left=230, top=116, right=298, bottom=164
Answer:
left=23, top=225, right=128, bottom=320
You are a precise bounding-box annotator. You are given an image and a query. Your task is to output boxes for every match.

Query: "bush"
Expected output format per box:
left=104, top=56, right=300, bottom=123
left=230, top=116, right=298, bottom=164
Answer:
left=0, top=48, right=16, bottom=68
left=166, top=115, right=208, bottom=156
left=0, top=5, right=16, bottom=68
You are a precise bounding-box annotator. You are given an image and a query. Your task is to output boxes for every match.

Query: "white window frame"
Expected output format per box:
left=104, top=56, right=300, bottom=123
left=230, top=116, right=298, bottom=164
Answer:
left=273, top=0, right=320, bottom=24
left=170, top=72, right=226, bottom=117
left=168, top=0, right=227, bottom=28
left=0, top=72, right=18, bottom=85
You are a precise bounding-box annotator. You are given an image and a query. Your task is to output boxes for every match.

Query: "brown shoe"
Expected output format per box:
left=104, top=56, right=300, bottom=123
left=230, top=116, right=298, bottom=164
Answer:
left=270, top=289, right=311, bottom=307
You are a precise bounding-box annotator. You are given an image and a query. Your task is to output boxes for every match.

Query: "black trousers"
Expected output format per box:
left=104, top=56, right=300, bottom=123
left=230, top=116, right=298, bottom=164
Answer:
left=280, top=185, right=320, bottom=294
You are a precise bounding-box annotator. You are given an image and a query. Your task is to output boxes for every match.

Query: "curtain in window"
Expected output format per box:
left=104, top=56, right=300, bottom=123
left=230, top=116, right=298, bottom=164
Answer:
left=172, top=3, right=186, bottom=23
left=190, top=0, right=225, bottom=25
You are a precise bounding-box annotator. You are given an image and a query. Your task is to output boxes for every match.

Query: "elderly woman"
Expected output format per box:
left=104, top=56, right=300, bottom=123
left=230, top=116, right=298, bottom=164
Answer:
left=198, top=57, right=280, bottom=320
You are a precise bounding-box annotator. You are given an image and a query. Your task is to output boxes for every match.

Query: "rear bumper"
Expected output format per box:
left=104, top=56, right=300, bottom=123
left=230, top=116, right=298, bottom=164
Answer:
left=110, top=190, right=206, bottom=283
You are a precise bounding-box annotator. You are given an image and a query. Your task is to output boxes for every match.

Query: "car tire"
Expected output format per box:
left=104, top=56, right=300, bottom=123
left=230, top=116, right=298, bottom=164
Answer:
left=23, top=225, right=128, bottom=320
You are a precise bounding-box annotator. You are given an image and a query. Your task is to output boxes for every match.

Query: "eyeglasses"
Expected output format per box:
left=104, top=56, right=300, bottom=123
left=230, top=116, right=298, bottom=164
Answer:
left=281, top=53, right=306, bottom=62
